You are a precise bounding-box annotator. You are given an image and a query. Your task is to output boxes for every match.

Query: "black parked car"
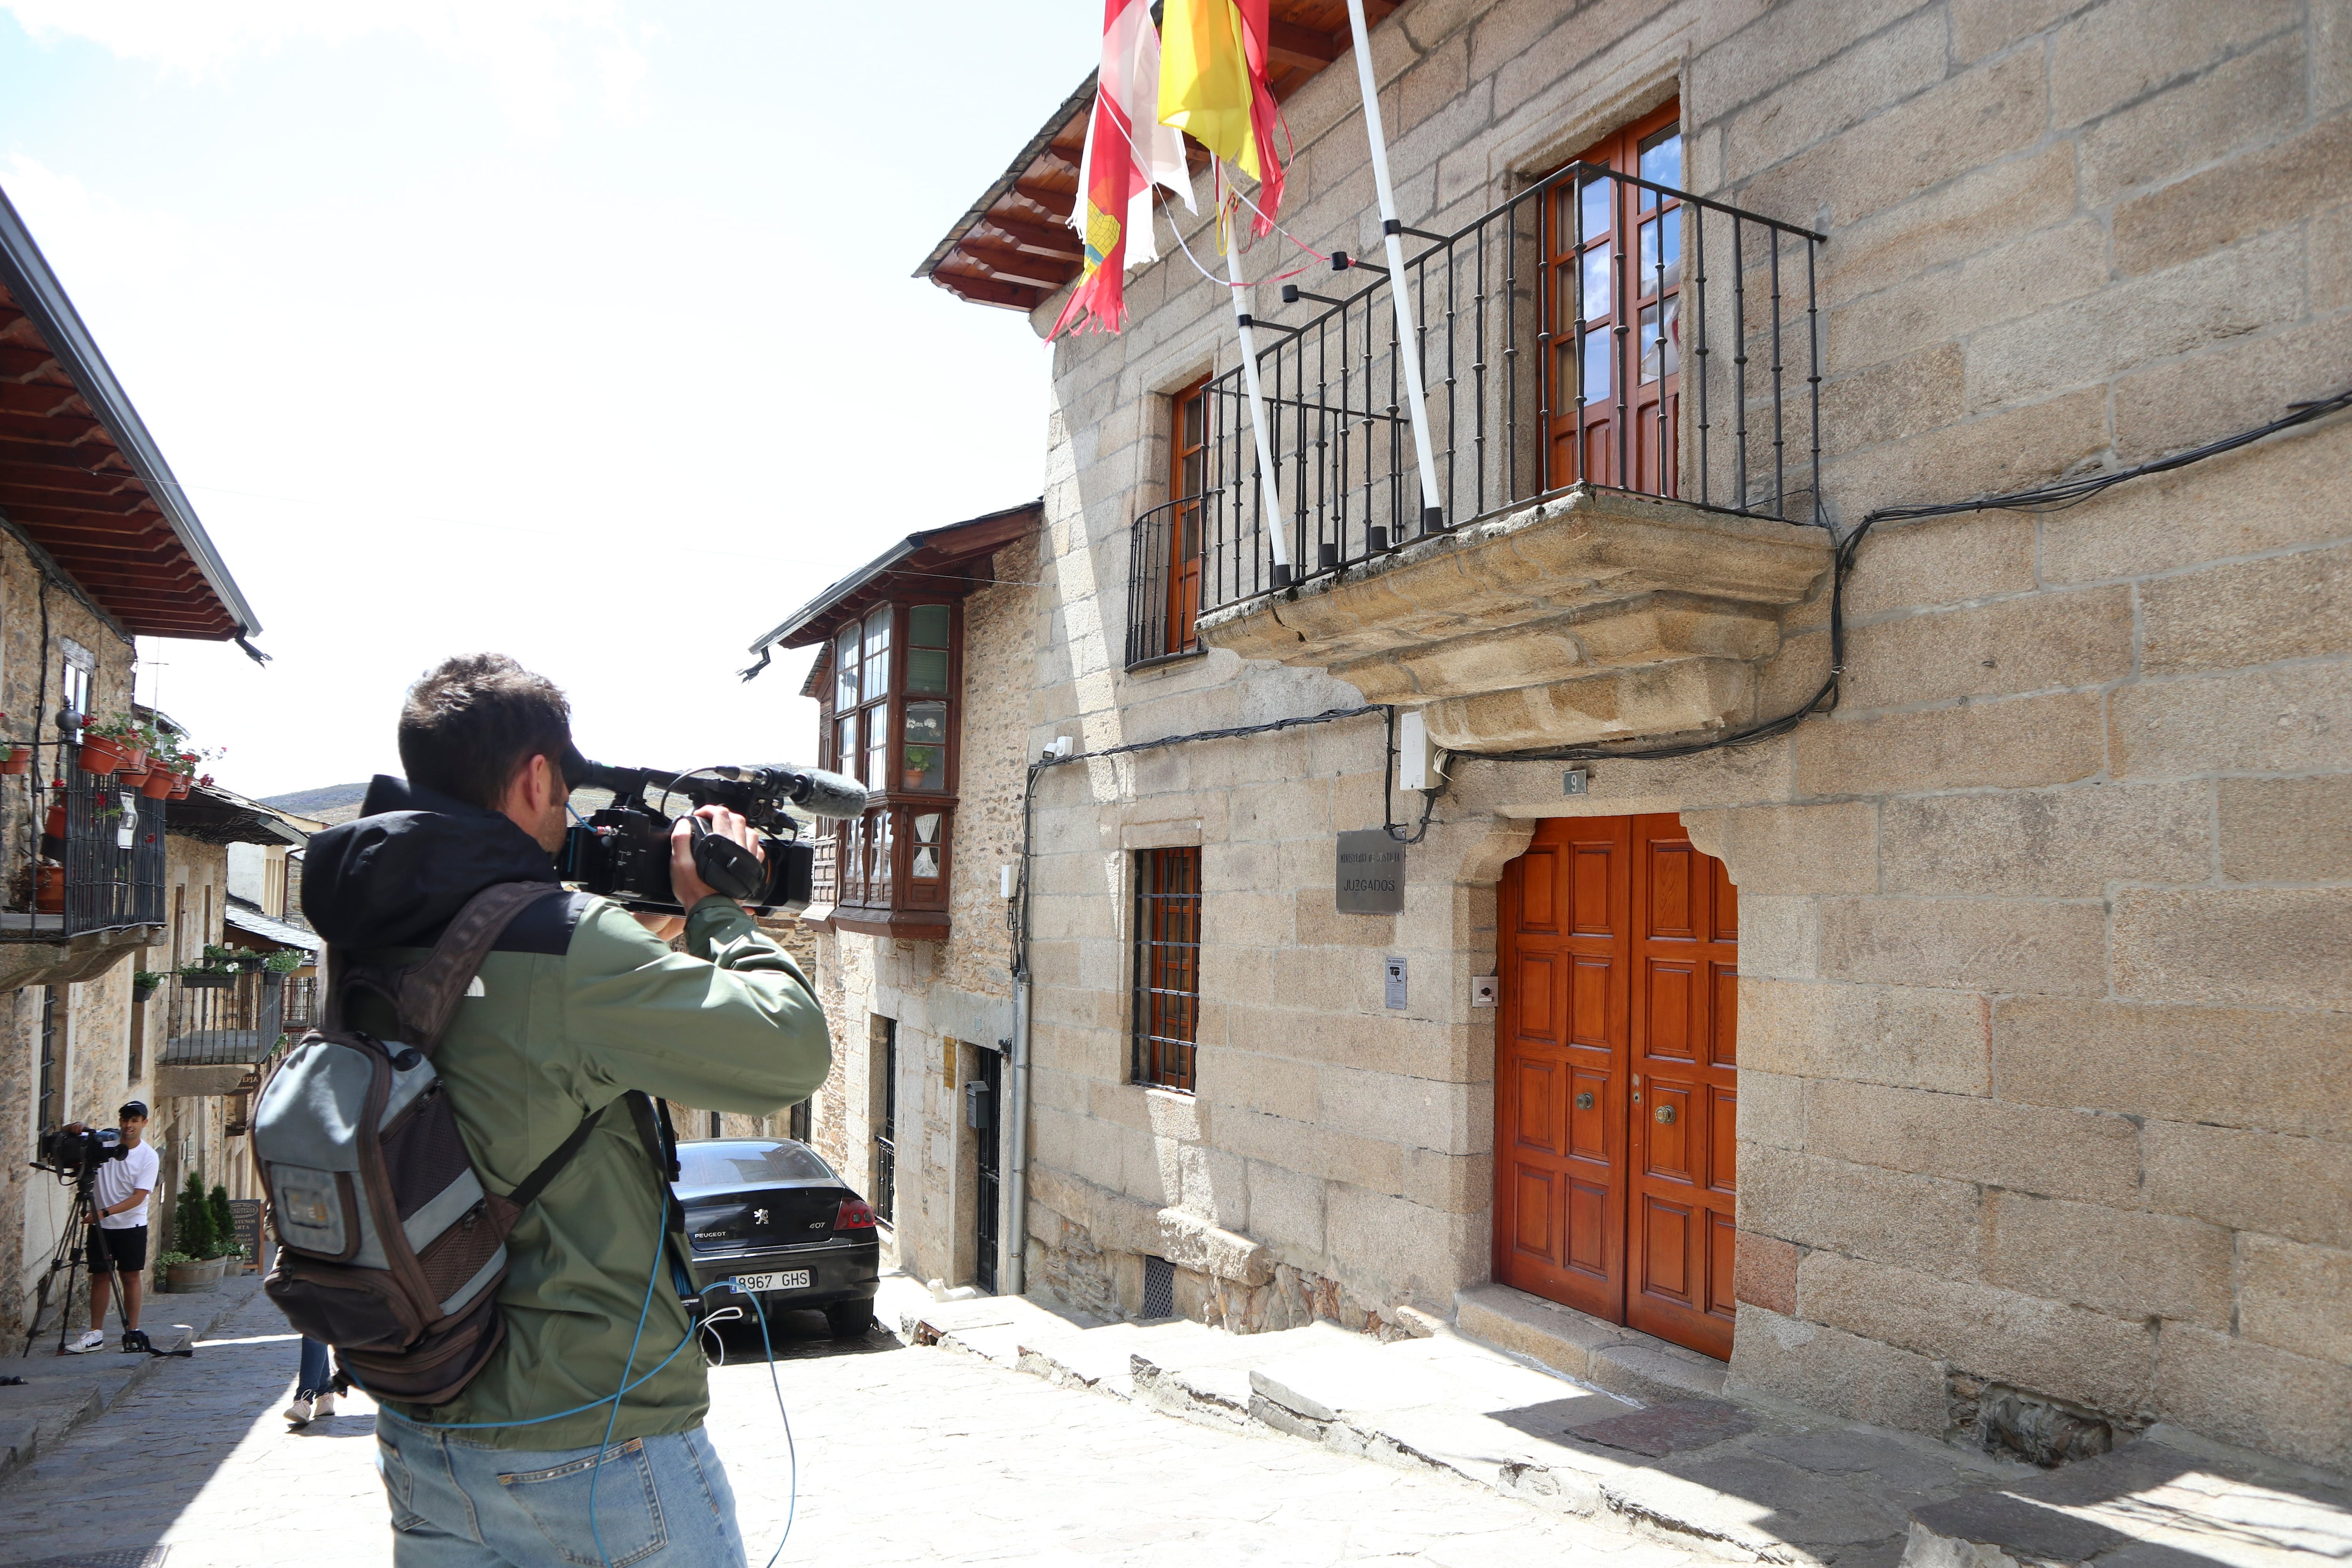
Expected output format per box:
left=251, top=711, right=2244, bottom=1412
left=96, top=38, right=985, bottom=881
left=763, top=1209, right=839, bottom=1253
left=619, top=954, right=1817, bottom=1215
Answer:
left=674, top=1138, right=880, bottom=1338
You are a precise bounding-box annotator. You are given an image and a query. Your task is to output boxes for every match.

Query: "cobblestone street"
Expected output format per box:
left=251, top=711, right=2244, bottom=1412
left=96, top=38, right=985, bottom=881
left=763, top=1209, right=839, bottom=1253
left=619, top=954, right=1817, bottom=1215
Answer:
left=0, top=1287, right=1706, bottom=1568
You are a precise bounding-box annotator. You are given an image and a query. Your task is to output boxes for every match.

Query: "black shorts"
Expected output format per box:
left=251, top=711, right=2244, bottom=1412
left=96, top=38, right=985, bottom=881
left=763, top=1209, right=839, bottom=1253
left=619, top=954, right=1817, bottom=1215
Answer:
left=87, top=1225, right=148, bottom=1274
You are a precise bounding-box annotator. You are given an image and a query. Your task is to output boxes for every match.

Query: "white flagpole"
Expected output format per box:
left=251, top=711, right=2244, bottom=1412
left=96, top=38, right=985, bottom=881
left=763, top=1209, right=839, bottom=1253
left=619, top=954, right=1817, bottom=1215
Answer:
left=1344, top=0, right=1442, bottom=533
left=1227, top=238, right=1293, bottom=574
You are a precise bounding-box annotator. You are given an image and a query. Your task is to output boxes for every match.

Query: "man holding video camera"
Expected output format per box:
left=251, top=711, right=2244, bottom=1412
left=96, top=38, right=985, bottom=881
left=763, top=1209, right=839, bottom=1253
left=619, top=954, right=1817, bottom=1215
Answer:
left=304, top=654, right=831, bottom=1567
left=64, top=1100, right=156, bottom=1353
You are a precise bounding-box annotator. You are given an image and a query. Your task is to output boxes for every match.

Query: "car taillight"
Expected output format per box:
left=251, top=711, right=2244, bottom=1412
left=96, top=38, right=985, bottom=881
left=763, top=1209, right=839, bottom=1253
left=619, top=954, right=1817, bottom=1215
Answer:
left=833, top=1198, right=876, bottom=1231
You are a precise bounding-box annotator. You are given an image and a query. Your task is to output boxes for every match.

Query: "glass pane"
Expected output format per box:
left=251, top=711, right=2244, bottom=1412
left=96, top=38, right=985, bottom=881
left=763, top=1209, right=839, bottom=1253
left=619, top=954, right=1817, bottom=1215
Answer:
left=1182, top=389, right=1203, bottom=449
left=1578, top=175, right=1610, bottom=243
left=861, top=609, right=891, bottom=704
left=1181, top=447, right=1205, bottom=496
left=835, top=715, right=856, bottom=775
left=912, top=845, right=940, bottom=880
left=676, top=1141, right=831, bottom=1185
left=1580, top=246, right=1611, bottom=322
left=902, top=701, right=947, bottom=746
left=1640, top=296, right=1682, bottom=382
left=866, top=708, right=889, bottom=789
left=1638, top=215, right=1682, bottom=290
left=905, top=647, right=949, bottom=694
left=900, top=746, right=945, bottom=791
left=871, top=812, right=893, bottom=901
left=1638, top=128, right=1682, bottom=208
left=1583, top=326, right=1611, bottom=404
left=834, top=625, right=858, bottom=709
left=910, top=605, right=950, bottom=648
left=913, top=812, right=942, bottom=844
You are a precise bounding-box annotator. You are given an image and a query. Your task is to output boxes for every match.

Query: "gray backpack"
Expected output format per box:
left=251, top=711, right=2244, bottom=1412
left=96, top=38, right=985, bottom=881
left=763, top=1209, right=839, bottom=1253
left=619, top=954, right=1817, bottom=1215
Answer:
left=253, top=881, right=607, bottom=1406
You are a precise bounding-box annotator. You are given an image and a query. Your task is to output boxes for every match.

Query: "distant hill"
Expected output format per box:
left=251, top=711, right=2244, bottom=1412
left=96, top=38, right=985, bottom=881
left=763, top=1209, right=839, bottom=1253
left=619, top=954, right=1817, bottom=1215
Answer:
left=263, top=782, right=371, bottom=824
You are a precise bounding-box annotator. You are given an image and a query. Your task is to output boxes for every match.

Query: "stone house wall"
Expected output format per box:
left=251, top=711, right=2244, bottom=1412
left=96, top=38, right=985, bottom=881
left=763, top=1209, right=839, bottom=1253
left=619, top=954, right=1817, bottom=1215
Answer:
left=999, top=0, right=2352, bottom=1471
left=0, top=528, right=150, bottom=1343
left=808, top=535, right=1040, bottom=1289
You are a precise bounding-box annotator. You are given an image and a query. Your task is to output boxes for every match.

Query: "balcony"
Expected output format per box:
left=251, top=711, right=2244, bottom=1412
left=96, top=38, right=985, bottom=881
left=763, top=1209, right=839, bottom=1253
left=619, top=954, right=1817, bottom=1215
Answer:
left=155, top=970, right=291, bottom=1098
left=1136, top=162, right=1836, bottom=749
left=0, top=752, right=169, bottom=989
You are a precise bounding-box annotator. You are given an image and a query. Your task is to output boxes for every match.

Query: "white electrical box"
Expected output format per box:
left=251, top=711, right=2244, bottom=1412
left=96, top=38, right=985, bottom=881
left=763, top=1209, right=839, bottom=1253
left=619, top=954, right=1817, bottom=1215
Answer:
left=999, top=864, right=1017, bottom=899
left=1397, top=708, right=1439, bottom=791
left=1470, top=975, right=1498, bottom=1007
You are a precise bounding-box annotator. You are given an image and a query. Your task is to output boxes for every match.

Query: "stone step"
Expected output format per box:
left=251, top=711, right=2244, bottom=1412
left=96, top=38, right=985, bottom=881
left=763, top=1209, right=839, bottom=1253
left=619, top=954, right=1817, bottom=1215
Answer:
left=1455, top=1283, right=1730, bottom=1405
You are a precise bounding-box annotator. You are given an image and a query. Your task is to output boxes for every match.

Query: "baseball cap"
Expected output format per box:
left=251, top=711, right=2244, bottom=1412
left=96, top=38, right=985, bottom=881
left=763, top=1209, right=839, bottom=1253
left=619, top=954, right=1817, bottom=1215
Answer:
left=119, top=1100, right=149, bottom=1120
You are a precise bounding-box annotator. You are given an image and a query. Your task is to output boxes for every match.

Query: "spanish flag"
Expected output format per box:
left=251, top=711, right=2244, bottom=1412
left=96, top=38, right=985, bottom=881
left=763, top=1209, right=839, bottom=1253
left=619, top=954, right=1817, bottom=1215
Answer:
left=1158, top=0, right=1286, bottom=233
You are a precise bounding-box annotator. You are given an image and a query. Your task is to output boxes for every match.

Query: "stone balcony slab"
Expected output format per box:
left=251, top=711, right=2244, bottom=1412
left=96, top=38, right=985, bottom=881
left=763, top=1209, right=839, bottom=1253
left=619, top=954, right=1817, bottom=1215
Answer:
left=1195, top=486, right=1833, bottom=750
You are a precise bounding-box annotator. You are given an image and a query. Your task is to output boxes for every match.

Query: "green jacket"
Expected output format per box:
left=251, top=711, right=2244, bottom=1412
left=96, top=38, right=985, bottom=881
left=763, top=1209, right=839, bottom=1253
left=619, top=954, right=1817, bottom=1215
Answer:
left=308, top=781, right=830, bottom=1449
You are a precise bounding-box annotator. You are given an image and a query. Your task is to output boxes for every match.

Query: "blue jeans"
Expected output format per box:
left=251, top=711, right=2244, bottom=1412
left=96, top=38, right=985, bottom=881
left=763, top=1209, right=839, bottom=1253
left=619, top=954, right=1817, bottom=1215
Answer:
left=374, top=1407, right=746, bottom=1568
left=297, top=1337, right=332, bottom=1401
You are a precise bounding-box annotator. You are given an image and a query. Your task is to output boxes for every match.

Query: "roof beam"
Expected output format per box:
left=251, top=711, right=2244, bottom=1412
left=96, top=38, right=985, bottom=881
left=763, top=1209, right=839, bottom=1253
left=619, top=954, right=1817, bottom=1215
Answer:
left=956, top=241, right=1076, bottom=292
left=1011, top=179, right=1077, bottom=218
left=930, top=271, right=1049, bottom=311
left=982, top=215, right=1086, bottom=261
left=1267, top=21, right=1341, bottom=68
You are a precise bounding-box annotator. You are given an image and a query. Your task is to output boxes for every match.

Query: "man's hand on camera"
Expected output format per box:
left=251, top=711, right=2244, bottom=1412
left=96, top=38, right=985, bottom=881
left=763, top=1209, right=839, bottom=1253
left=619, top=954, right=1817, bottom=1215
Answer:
left=669, top=805, right=763, bottom=914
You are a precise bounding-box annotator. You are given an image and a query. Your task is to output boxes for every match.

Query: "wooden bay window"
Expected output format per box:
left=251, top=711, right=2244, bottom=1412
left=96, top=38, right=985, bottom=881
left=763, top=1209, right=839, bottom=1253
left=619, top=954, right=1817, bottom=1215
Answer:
left=822, top=598, right=961, bottom=939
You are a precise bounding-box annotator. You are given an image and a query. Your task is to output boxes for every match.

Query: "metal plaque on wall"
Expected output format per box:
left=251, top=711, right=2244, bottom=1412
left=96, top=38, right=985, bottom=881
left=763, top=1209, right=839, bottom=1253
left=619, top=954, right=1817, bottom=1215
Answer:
left=1335, top=830, right=1406, bottom=914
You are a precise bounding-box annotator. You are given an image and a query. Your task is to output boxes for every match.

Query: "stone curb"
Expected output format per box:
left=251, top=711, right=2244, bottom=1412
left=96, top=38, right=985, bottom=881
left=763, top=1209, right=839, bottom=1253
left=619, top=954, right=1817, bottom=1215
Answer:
left=0, top=1274, right=265, bottom=1487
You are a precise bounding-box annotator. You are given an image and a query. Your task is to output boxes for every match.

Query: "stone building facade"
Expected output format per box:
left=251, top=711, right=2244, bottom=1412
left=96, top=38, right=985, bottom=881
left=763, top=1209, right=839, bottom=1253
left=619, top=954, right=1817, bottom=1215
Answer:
left=0, top=185, right=269, bottom=1342
left=769, top=0, right=2352, bottom=1472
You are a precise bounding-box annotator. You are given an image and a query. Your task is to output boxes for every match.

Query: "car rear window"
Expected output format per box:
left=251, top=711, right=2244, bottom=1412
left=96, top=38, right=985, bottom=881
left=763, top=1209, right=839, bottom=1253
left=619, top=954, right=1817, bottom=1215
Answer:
left=676, top=1141, right=834, bottom=1186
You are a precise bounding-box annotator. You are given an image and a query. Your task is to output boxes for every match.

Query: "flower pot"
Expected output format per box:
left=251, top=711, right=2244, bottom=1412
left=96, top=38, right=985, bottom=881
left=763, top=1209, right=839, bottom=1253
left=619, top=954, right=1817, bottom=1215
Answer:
left=140, top=770, right=176, bottom=799
left=117, top=764, right=151, bottom=788
left=76, top=735, right=129, bottom=775
left=167, top=779, right=191, bottom=801
left=164, top=1257, right=226, bottom=1292
left=33, top=864, right=63, bottom=914
left=0, top=746, right=27, bottom=775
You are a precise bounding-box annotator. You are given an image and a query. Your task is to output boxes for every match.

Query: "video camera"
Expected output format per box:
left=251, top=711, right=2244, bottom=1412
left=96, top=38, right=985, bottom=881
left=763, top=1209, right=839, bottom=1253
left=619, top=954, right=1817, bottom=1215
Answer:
left=558, top=756, right=868, bottom=917
left=34, top=1124, right=127, bottom=1181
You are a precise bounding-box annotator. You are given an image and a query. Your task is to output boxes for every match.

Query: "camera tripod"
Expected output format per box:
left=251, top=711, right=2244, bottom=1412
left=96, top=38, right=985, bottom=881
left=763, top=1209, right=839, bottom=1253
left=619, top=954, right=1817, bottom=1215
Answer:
left=18, top=1168, right=184, bottom=1360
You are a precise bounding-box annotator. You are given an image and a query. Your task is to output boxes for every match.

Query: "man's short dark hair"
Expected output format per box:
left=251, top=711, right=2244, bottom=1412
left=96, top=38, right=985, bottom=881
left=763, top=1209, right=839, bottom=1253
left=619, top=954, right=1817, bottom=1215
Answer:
left=398, top=654, right=573, bottom=810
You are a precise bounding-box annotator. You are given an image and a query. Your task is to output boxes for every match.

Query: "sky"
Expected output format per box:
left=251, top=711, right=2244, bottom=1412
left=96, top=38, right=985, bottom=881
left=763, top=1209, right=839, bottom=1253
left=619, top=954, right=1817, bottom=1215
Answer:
left=0, top=1, right=1090, bottom=798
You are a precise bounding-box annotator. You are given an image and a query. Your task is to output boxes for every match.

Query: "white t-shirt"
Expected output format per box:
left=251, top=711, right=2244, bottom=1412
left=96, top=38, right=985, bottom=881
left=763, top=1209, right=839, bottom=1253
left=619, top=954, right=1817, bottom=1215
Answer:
left=95, top=1140, right=160, bottom=1230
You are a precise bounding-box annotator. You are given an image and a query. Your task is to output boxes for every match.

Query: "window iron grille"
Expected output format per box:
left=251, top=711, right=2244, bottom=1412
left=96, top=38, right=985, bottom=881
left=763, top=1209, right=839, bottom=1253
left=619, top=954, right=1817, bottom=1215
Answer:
left=1131, top=847, right=1202, bottom=1091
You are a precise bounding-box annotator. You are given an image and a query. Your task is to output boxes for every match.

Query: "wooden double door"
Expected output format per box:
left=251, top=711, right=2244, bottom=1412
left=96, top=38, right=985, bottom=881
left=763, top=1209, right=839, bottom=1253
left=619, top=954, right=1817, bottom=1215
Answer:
left=1494, top=814, right=1737, bottom=1360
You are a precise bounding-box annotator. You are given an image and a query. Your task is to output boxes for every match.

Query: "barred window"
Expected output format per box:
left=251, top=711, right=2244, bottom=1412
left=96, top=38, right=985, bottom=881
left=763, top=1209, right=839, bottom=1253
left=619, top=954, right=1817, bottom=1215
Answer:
left=1131, top=848, right=1201, bottom=1091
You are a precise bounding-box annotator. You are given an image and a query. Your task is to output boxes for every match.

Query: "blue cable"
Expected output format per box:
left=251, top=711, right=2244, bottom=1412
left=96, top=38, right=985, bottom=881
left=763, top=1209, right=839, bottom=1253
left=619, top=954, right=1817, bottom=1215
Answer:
left=751, top=1305, right=798, bottom=1568
left=588, top=1221, right=667, bottom=1568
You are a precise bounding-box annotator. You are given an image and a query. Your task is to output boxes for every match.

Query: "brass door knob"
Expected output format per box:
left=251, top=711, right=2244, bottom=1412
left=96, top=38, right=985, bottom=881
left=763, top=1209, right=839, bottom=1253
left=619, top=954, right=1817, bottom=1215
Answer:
left=1654, top=1105, right=1676, bottom=1124
left=1574, top=1091, right=1594, bottom=1110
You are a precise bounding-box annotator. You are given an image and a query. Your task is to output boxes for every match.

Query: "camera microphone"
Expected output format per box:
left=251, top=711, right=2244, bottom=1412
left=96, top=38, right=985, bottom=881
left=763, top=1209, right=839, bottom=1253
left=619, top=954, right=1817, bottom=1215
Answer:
left=722, top=765, right=868, bottom=820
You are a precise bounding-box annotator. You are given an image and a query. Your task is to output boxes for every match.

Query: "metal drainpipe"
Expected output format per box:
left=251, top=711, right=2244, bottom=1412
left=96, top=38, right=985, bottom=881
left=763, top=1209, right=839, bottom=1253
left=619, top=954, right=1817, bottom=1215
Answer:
left=1005, top=975, right=1031, bottom=1296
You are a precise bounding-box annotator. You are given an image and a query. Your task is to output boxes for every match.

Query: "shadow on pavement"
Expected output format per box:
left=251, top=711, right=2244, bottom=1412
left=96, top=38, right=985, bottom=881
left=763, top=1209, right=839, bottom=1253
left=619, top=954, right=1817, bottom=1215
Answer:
left=699, top=1303, right=904, bottom=1368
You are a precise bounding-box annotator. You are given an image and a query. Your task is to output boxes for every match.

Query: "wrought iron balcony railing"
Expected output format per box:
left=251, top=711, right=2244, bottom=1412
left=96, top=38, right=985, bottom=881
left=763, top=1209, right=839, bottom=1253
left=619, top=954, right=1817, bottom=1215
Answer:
left=1126, top=163, right=1825, bottom=668
left=163, top=970, right=286, bottom=1068
left=0, top=747, right=170, bottom=939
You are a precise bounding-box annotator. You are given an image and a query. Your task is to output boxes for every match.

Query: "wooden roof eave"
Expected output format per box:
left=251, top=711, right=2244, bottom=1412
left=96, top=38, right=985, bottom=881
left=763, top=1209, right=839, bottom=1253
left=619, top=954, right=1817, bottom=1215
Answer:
left=0, top=187, right=260, bottom=643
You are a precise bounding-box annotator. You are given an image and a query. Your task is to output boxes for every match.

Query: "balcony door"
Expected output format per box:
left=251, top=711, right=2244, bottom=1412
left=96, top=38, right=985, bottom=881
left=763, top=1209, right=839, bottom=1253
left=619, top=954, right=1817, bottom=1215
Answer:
left=1544, top=103, right=1684, bottom=500
left=1494, top=813, right=1737, bottom=1360
left=1167, top=376, right=1210, bottom=658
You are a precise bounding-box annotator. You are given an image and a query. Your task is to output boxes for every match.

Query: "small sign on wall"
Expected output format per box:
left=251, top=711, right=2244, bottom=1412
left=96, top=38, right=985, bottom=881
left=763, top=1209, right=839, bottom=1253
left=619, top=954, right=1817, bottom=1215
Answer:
left=1336, top=829, right=1406, bottom=914
left=1384, top=956, right=1408, bottom=1010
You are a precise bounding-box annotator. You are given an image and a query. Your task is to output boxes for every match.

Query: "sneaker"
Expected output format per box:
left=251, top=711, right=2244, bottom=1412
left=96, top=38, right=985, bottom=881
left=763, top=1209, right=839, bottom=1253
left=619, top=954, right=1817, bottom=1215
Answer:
left=284, top=1396, right=314, bottom=1426
left=312, top=1392, right=337, bottom=1418
left=64, top=1330, right=103, bottom=1354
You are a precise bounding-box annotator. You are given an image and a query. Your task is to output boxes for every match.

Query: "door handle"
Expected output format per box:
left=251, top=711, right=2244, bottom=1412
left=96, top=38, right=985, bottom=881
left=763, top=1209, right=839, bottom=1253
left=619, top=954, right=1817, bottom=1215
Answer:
left=1654, top=1105, right=1676, bottom=1125
left=1574, top=1091, right=1594, bottom=1110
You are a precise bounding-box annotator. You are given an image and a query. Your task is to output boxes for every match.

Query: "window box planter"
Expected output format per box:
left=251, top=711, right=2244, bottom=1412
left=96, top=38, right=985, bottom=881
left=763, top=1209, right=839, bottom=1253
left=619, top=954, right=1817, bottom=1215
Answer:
left=178, top=971, right=237, bottom=989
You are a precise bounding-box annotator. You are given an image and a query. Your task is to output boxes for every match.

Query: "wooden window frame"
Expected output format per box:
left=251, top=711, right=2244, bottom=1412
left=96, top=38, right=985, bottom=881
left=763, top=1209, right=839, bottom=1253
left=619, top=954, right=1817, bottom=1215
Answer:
left=1130, top=847, right=1202, bottom=1092
left=1167, top=376, right=1211, bottom=660
left=820, top=599, right=963, bottom=940
left=1542, top=101, right=1685, bottom=500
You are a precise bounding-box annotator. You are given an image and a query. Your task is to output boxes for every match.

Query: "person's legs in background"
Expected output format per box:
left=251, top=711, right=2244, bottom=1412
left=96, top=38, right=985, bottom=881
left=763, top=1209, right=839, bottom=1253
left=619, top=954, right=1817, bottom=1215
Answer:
left=288, top=1337, right=334, bottom=1426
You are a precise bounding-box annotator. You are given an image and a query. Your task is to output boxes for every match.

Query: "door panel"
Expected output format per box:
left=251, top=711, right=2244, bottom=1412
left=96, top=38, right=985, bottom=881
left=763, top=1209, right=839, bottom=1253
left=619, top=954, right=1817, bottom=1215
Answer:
left=1627, top=813, right=1739, bottom=1359
left=1495, top=818, right=1630, bottom=1320
left=1497, top=813, right=1737, bottom=1361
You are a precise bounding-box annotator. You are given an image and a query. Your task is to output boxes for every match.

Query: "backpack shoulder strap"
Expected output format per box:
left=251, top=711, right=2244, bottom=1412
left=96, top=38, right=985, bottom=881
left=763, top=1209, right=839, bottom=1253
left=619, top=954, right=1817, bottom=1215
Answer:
left=324, top=881, right=554, bottom=1052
